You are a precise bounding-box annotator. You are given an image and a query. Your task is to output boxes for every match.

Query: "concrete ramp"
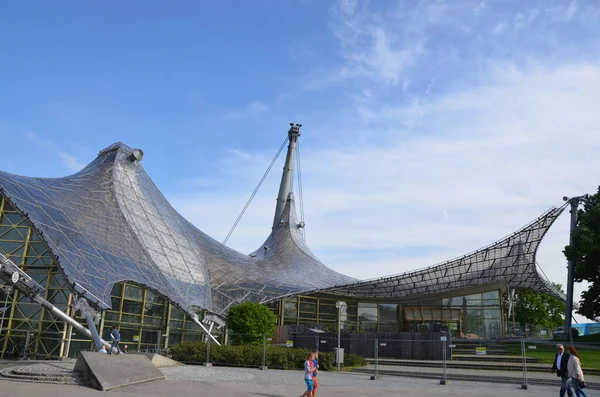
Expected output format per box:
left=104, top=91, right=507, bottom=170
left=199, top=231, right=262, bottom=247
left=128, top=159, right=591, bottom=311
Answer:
left=140, top=352, right=183, bottom=368
left=74, top=351, right=165, bottom=391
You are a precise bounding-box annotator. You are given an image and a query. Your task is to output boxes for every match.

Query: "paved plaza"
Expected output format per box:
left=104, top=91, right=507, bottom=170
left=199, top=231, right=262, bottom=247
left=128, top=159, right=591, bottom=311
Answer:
left=0, top=364, right=590, bottom=397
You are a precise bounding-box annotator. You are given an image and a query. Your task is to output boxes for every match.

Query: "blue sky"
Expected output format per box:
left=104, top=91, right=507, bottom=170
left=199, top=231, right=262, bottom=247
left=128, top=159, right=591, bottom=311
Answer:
left=1, top=1, right=600, bottom=319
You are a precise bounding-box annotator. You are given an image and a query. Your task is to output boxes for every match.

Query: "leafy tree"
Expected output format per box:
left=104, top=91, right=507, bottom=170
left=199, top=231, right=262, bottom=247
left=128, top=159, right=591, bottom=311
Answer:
left=564, top=187, right=600, bottom=321
left=513, top=284, right=565, bottom=329
left=227, top=302, right=276, bottom=345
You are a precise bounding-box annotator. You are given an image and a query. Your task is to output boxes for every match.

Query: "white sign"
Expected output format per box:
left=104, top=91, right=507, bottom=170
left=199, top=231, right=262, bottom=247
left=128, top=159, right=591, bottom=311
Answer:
left=449, top=344, right=456, bottom=348
left=540, top=330, right=547, bottom=335
left=320, top=340, right=327, bottom=343
left=528, top=346, right=537, bottom=350
left=380, top=343, right=387, bottom=346
left=11, top=272, right=19, bottom=283
left=440, top=336, right=447, bottom=341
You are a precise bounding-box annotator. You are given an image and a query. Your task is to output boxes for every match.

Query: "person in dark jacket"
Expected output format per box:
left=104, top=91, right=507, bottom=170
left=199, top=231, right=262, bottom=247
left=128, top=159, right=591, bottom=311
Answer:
left=552, top=344, right=573, bottom=397
left=109, top=324, right=121, bottom=355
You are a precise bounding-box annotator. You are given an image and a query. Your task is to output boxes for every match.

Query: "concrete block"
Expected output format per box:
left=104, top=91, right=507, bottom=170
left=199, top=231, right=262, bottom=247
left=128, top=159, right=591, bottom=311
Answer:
left=74, top=351, right=165, bottom=391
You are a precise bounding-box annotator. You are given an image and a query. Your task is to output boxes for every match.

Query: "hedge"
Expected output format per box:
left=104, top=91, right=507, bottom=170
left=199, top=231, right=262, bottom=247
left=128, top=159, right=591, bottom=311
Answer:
left=170, top=341, right=367, bottom=370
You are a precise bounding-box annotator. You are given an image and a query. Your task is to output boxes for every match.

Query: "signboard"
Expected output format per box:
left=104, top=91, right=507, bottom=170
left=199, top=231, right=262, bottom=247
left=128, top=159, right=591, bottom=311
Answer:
left=440, top=336, right=447, bottom=342
left=528, top=346, right=537, bottom=350
left=320, top=340, right=327, bottom=344
left=133, top=335, right=140, bottom=342
left=475, top=347, right=487, bottom=355
left=540, top=330, right=547, bottom=335
left=285, top=340, right=293, bottom=347
left=380, top=343, right=387, bottom=346
left=449, top=344, right=456, bottom=348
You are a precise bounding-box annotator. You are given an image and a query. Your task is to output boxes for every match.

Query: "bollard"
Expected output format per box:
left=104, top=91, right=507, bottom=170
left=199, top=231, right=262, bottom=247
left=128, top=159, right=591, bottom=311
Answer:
left=204, top=338, right=212, bottom=367
left=259, top=334, right=268, bottom=370
left=370, top=338, right=379, bottom=380
left=520, top=338, right=528, bottom=389
left=440, top=338, right=448, bottom=385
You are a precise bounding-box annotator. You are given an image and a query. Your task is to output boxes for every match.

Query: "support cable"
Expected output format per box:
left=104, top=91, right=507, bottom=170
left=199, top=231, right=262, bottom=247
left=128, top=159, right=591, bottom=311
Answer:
left=223, top=137, right=289, bottom=244
left=296, top=140, right=305, bottom=238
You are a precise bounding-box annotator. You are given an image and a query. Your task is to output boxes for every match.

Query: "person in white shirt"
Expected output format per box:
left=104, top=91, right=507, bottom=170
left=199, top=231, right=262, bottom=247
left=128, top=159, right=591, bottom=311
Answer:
left=552, top=344, right=573, bottom=397
left=99, top=345, right=108, bottom=354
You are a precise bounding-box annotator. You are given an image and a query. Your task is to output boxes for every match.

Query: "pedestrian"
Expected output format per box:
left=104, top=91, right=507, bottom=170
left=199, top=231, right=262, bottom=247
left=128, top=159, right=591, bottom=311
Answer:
left=567, top=346, right=588, bottom=397
left=109, top=324, right=121, bottom=355
left=300, top=352, right=317, bottom=397
left=552, top=344, right=573, bottom=397
left=99, top=345, right=108, bottom=354
left=312, top=351, right=319, bottom=397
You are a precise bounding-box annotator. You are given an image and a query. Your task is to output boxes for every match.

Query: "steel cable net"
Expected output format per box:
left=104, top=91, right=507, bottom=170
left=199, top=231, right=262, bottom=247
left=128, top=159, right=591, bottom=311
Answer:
left=0, top=142, right=355, bottom=317
left=274, top=205, right=567, bottom=301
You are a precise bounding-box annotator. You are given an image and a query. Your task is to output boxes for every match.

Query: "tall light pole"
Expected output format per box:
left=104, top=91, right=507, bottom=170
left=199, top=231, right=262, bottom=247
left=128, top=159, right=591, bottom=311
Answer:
left=335, top=301, right=346, bottom=370
left=563, top=195, right=588, bottom=340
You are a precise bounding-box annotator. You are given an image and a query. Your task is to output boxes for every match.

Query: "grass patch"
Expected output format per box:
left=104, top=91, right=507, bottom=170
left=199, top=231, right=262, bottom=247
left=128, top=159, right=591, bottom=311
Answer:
left=501, top=342, right=600, bottom=369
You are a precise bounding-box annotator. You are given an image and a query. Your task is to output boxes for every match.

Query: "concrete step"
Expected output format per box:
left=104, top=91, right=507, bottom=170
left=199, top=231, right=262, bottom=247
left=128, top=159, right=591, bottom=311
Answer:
left=451, top=354, right=539, bottom=363
left=352, top=367, right=600, bottom=389
left=452, top=349, right=510, bottom=355
left=0, top=363, right=84, bottom=385
left=366, top=359, right=548, bottom=372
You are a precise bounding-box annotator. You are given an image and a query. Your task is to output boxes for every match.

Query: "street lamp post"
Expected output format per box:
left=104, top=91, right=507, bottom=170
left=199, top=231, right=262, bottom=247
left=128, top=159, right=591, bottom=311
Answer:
left=563, top=195, right=588, bottom=341
left=335, top=301, right=347, bottom=370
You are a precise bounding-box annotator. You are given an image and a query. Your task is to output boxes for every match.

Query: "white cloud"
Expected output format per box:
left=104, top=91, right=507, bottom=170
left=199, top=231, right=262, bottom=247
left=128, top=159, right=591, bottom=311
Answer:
left=58, top=152, right=86, bottom=172
left=25, top=132, right=86, bottom=173
left=223, top=101, right=269, bottom=120
left=169, top=1, right=600, bottom=321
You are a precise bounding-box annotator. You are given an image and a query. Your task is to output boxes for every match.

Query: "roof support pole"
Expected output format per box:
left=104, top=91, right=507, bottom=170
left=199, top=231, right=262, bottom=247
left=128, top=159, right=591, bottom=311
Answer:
left=32, top=295, right=117, bottom=353
left=564, top=195, right=587, bottom=341
left=272, top=124, right=301, bottom=229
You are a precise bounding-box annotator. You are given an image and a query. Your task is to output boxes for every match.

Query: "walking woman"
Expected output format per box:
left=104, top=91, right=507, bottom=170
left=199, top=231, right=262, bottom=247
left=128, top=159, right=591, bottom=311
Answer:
left=567, top=346, right=588, bottom=397
left=301, top=352, right=318, bottom=397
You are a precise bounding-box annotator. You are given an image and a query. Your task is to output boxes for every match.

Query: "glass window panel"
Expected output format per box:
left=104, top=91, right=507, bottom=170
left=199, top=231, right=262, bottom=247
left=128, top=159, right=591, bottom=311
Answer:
left=168, top=333, right=182, bottom=346
left=111, top=283, right=123, bottom=297
left=482, top=290, right=499, bottom=300
left=169, top=320, right=184, bottom=329
left=284, top=300, right=297, bottom=317
left=379, top=304, right=398, bottom=323
left=145, top=290, right=164, bottom=305
left=104, top=311, right=119, bottom=322
left=122, top=300, right=142, bottom=314
left=124, top=285, right=143, bottom=301
left=465, top=294, right=482, bottom=305
left=121, top=314, right=141, bottom=324
left=111, top=296, right=121, bottom=309
left=318, top=304, right=336, bottom=315
left=358, top=303, right=378, bottom=322
left=47, top=290, right=69, bottom=305
left=144, top=303, right=164, bottom=317
left=299, top=302, right=316, bottom=314
left=170, top=307, right=184, bottom=320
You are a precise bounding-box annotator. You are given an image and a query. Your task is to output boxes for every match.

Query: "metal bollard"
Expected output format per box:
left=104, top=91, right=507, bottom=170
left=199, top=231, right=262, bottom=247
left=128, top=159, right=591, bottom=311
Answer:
left=204, top=338, right=212, bottom=367
left=370, top=338, right=379, bottom=380
left=520, top=338, right=528, bottom=389
left=259, top=334, right=268, bottom=370
left=440, top=338, right=448, bottom=385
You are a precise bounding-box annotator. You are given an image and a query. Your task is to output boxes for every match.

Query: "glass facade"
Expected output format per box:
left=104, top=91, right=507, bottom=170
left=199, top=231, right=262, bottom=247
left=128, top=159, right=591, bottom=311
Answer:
left=0, top=197, right=209, bottom=359
left=270, top=289, right=503, bottom=338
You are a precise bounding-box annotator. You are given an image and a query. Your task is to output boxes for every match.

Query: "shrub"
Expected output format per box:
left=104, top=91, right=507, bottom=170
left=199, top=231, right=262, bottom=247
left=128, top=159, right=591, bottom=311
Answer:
left=170, top=342, right=367, bottom=370
left=227, top=303, right=276, bottom=345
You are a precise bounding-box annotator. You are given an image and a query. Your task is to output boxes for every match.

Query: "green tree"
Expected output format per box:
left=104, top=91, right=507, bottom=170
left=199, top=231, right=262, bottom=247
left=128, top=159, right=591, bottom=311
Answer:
left=564, top=187, right=600, bottom=320
left=514, top=284, right=565, bottom=329
left=227, top=302, right=276, bottom=345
